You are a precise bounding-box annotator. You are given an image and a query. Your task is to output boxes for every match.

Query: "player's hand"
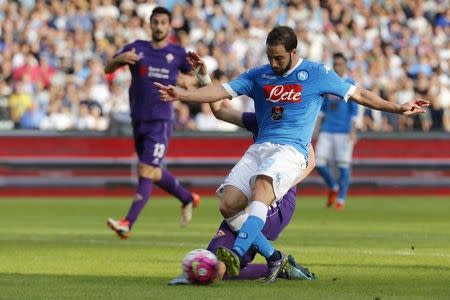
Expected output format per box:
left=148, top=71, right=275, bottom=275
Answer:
left=118, top=48, right=140, bottom=65
left=400, top=100, right=430, bottom=116
left=154, top=82, right=182, bottom=102
left=187, top=51, right=208, bottom=75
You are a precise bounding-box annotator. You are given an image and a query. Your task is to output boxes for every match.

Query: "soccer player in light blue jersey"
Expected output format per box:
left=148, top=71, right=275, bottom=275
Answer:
left=155, top=26, right=429, bottom=283
left=315, top=52, right=358, bottom=211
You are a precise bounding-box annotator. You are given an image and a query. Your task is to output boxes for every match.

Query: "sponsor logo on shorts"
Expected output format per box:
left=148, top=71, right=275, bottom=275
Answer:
left=274, top=172, right=282, bottom=187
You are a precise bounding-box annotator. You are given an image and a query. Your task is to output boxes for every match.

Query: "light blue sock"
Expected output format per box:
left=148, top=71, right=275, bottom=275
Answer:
left=233, top=215, right=264, bottom=257
left=338, top=167, right=350, bottom=201
left=253, top=232, right=275, bottom=259
left=316, top=165, right=337, bottom=189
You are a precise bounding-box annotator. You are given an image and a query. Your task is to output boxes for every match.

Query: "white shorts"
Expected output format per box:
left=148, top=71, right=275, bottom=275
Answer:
left=217, top=142, right=307, bottom=203
left=315, top=132, right=354, bottom=167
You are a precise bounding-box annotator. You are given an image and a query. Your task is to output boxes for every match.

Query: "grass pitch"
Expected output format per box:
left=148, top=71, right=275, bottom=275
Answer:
left=0, top=196, right=449, bottom=299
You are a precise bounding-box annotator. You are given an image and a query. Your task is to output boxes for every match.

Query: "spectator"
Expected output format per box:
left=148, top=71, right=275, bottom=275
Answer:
left=0, top=0, right=448, bottom=133
left=174, top=102, right=196, bottom=131
left=8, top=81, right=32, bottom=128
left=19, top=100, right=45, bottom=129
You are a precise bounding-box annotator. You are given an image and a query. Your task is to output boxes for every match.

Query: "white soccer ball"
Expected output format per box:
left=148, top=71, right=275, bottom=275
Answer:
left=182, top=249, right=218, bottom=285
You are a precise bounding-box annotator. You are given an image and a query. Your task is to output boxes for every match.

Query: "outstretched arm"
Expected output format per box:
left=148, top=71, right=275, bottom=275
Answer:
left=104, top=48, right=139, bottom=74
left=155, top=82, right=230, bottom=103
left=349, top=87, right=429, bottom=116
left=209, top=100, right=245, bottom=128
left=156, top=51, right=231, bottom=102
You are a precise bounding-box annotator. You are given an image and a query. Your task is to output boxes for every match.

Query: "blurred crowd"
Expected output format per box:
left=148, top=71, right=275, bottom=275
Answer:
left=0, top=0, right=449, bottom=133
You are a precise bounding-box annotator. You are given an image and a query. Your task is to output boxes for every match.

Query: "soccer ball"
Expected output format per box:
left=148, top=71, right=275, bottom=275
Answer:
left=182, top=249, right=218, bottom=285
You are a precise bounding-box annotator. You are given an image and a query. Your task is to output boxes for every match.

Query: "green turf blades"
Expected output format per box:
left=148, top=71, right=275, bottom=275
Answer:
left=0, top=196, right=449, bottom=299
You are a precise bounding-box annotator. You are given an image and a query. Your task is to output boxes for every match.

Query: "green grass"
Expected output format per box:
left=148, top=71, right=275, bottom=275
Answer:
left=0, top=196, right=449, bottom=299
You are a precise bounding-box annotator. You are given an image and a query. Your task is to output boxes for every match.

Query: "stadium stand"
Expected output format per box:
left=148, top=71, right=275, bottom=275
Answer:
left=0, top=0, right=449, bottom=132
left=1, top=1, right=449, bottom=196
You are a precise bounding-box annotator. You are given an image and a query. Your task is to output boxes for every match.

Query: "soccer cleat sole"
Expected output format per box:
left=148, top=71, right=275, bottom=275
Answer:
left=216, top=247, right=240, bottom=277
left=107, top=220, right=130, bottom=240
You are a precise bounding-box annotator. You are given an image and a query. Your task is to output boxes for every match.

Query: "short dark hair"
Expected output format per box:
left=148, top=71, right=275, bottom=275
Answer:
left=266, top=26, right=297, bottom=52
left=150, top=6, right=172, bottom=22
left=333, top=52, right=347, bottom=62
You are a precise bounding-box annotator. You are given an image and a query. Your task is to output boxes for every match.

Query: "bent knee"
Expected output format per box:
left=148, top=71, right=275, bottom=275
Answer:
left=219, top=187, right=248, bottom=218
left=138, top=163, right=162, bottom=181
left=220, top=200, right=245, bottom=218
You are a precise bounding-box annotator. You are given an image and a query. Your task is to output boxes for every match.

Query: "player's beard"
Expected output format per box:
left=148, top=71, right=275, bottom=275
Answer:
left=273, top=55, right=293, bottom=76
left=152, top=31, right=169, bottom=42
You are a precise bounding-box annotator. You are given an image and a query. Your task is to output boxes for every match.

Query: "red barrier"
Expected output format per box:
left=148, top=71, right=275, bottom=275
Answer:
left=1, top=136, right=449, bottom=159
left=0, top=135, right=449, bottom=197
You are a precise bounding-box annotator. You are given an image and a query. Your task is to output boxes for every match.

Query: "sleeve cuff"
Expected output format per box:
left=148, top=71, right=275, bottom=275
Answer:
left=343, top=85, right=356, bottom=101
left=221, top=83, right=237, bottom=98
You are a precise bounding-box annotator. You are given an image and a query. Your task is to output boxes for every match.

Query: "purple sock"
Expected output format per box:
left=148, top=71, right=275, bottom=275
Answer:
left=156, top=169, right=192, bottom=205
left=223, top=264, right=268, bottom=280
left=125, top=177, right=153, bottom=227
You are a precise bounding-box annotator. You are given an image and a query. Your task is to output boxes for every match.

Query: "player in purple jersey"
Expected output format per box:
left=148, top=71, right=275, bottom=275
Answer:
left=104, top=7, right=200, bottom=239
left=156, top=26, right=429, bottom=283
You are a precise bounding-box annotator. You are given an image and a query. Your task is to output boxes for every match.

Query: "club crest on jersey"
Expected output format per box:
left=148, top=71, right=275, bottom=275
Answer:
left=166, top=53, right=174, bottom=63
left=271, top=105, right=284, bottom=121
left=263, top=84, right=302, bottom=103
left=297, top=70, right=309, bottom=81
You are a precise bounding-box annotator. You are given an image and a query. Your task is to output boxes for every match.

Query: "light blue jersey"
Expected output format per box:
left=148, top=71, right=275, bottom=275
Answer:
left=222, top=59, right=355, bottom=158
left=320, top=77, right=358, bottom=134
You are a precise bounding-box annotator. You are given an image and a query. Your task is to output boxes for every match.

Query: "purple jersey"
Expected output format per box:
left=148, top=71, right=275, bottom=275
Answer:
left=114, top=40, right=191, bottom=121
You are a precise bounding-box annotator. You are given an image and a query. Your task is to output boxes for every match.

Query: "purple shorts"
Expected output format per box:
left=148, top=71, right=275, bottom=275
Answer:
left=132, top=120, right=173, bottom=167
left=207, top=187, right=297, bottom=267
